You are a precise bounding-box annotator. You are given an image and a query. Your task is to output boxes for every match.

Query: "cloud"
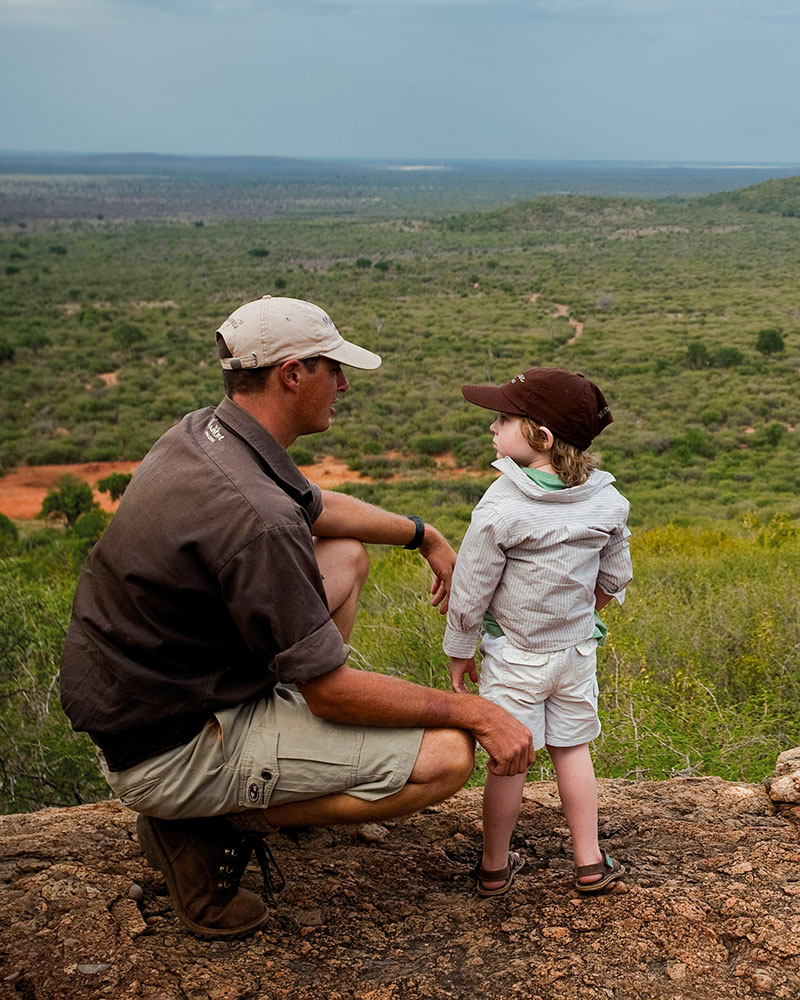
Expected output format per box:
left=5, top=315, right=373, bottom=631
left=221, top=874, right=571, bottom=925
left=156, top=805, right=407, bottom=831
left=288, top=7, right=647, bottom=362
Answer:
left=4, top=0, right=798, bottom=22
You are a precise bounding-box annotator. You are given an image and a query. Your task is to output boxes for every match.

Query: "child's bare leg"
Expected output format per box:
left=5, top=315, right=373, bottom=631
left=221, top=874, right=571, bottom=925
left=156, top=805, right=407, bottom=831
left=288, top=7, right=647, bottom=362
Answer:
left=480, top=771, right=527, bottom=888
left=546, top=743, right=603, bottom=884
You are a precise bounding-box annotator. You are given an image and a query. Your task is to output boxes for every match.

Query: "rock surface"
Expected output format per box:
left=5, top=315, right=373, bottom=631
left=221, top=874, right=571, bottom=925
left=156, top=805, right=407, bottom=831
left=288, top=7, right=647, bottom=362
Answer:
left=2, top=777, right=799, bottom=1000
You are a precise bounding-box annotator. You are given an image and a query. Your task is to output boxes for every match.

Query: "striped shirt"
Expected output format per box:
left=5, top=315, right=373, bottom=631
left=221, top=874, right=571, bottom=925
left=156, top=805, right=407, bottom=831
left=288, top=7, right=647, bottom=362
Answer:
left=443, top=456, right=633, bottom=657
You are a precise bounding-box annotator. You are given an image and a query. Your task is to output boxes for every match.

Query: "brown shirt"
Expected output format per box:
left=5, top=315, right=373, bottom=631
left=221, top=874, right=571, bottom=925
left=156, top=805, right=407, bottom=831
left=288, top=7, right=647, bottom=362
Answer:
left=59, top=396, right=349, bottom=768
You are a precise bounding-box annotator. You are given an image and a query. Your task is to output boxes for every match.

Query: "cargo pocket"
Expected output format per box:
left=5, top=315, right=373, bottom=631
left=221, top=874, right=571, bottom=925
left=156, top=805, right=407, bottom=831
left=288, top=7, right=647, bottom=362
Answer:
left=501, top=644, right=550, bottom=695
left=114, top=773, right=163, bottom=812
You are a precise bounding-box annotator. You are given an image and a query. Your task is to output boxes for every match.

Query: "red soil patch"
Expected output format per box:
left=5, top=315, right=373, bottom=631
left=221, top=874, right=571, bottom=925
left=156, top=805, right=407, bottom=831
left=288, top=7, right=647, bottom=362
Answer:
left=0, top=462, right=140, bottom=520
left=0, top=453, right=485, bottom=522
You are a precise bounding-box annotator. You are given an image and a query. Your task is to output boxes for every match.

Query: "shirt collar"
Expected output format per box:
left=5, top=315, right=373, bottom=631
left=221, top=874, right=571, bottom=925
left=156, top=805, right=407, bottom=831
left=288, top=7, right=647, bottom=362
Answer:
left=214, top=395, right=316, bottom=505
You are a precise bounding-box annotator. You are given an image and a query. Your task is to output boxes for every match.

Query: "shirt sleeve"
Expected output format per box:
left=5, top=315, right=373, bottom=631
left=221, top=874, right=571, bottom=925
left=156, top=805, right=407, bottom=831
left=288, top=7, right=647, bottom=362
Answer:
left=443, top=502, right=508, bottom=658
left=218, top=522, right=349, bottom=684
left=596, top=515, right=633, bottom=603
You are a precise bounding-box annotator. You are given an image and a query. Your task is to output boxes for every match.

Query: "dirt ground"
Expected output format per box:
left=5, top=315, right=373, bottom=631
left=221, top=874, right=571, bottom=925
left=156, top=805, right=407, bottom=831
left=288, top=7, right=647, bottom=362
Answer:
left=1, top=776, right=799, bottom=1000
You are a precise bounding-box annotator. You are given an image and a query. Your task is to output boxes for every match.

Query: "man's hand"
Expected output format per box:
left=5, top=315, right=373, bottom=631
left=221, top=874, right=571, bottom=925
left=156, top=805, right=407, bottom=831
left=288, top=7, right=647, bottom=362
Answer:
left=418, top=525, right=457, bottom=614
left=473, top=702, right=535, bottom=776
left=449, top=656, right=478, bottom=694
left=298, top=663, right=534, bottom=777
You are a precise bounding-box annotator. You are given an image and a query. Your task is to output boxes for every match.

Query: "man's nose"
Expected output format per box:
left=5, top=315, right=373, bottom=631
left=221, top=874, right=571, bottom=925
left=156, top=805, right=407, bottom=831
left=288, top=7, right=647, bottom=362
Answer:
left=338, top=372, right=350, bottom=392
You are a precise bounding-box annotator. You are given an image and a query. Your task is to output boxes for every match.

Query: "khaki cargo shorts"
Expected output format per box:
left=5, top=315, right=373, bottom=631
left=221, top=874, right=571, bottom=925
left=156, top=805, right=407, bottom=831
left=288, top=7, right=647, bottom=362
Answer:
left=479, top=633, right=601, bottom=751
left=101, top=684, right=424, bottom=821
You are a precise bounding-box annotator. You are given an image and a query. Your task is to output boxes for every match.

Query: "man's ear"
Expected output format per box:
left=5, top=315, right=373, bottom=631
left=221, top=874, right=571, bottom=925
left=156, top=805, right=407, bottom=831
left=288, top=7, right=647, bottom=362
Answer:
left=277, top=358, right=304, bottom=390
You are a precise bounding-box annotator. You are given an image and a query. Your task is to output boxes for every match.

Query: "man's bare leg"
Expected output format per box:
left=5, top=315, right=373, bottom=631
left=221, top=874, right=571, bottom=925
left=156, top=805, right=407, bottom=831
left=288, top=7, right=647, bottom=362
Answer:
left=231, top=727, right=475, bottom=832
left=231, top=536, right=473, bottom=831
left=314, top=536, right=369, bottom=641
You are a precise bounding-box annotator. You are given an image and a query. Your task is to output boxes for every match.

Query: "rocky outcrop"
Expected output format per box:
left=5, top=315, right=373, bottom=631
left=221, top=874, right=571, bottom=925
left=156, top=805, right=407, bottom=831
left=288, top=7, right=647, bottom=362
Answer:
left=765, top=747, right=800, bottom=804
left=1, top=770, right=799, bottom=1000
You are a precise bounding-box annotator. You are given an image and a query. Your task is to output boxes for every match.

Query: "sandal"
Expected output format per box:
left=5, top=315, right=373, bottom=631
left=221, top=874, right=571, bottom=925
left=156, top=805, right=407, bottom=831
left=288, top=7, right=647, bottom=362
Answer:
left=574, top=851, right=625, bottom=894
left=476, top=851, right=525, bottom=898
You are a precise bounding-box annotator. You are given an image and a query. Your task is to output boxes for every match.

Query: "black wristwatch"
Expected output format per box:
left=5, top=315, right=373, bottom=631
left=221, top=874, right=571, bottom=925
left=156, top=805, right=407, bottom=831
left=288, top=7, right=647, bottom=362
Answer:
left=403, top=515, right=425, bottom=550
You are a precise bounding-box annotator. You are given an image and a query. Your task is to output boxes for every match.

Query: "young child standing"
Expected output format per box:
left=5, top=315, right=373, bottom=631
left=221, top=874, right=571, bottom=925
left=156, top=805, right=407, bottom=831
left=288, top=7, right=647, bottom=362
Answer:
left=444, top=367, right=632, bottom=897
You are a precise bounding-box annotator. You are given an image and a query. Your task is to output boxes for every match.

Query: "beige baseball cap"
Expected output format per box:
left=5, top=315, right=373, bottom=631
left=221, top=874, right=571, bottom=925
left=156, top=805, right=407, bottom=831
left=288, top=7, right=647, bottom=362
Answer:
left=217, top=295, right=382, bottom=371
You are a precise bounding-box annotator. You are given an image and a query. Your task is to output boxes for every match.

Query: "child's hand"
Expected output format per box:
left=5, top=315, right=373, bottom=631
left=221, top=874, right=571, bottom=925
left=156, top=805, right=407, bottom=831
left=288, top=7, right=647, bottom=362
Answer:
left=448, top=656, right=478, bottom=694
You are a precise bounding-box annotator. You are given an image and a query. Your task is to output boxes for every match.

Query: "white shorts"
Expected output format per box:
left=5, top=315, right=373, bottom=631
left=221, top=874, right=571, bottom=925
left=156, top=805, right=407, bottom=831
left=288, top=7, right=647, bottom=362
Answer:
left=478, top=633, right=601, bottom=751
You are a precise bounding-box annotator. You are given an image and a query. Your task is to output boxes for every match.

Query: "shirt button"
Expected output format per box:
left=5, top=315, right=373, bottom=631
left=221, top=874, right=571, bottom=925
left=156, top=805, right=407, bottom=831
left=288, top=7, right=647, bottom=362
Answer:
left=522, top=652, right=529, bottom=660
left=261, top=769, right=272, bottom=780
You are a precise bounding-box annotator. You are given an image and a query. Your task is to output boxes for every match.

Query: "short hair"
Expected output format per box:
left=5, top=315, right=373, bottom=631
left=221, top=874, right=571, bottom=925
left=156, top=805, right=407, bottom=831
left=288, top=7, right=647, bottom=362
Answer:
left=519, top=417, right=600, bottom=488
left=217, top=335, right=321, bottom=397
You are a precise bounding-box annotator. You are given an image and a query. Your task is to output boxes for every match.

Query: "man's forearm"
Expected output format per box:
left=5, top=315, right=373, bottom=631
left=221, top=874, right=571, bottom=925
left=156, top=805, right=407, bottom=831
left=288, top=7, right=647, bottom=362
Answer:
left=297, top=664, right=534, bottom=776
left=313, top=490, right=419, bottom=546
left=298, top=664, right=483, bottom=730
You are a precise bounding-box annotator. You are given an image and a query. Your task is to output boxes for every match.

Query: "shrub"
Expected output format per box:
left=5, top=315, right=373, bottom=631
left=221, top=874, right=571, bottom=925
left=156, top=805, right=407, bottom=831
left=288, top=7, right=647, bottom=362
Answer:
left=686, top=341, right=710, bottom=369
left=39, top=474, right=96, bottom=528
left=355, top=258, right=372, bottom=269
left=249, top=247, right=270, bottom=258
left=412, top=433, right=450, bottom=455
left=288, top=444, right=315, bottom=465
left=711, top=346, right=744, bottom=368
left=755, top=328, right=785, bottom=355
left=759, top=422, right=785, bottom=447
left=111, top=322, right=145, bottom=349
left=97, top=472, right=132, bottom=501
left=73, top=508, right=110, bottom=547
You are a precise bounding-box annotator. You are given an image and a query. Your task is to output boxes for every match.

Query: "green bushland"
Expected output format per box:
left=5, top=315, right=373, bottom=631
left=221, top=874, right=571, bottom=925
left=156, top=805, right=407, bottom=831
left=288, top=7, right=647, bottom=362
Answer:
left=2, top=181, right=800, bottom=524
left=2, top=170, right=800, bottom=812
left=0, top=528, right=109, bottom=813
left=1, top=512, right=797, bottom=813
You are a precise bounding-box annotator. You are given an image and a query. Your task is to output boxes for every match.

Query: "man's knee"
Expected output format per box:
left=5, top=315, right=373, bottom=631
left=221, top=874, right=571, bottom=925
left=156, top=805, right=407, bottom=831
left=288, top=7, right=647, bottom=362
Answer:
left=411, top=727, right=475, bottom=791
left=340, top=537, right=369, bottom=586
left=316, top=536, right=369, bottom=589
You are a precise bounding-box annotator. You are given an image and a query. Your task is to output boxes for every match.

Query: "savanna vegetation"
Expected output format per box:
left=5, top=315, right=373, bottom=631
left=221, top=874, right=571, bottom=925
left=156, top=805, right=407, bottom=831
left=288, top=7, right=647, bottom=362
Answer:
left=1, top=162, right=799, bottom=812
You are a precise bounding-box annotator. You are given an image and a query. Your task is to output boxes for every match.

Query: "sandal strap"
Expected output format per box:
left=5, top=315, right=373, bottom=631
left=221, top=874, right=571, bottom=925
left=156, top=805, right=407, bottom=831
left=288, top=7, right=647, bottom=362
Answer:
left=575, top=851, right=613, bottom=878
left=478, top=861, right=511, bottom=881
left=478, top=851, right=521, bottom=882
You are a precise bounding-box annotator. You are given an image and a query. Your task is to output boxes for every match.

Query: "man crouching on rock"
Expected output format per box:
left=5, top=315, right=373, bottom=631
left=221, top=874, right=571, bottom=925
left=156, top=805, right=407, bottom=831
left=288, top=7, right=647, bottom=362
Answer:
left=59, top=295, right=534, bottom=940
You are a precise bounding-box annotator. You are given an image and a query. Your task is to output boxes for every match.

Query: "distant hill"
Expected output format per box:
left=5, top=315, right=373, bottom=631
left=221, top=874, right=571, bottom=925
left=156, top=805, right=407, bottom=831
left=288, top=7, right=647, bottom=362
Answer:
left=701, top=174, right=800, bottom=216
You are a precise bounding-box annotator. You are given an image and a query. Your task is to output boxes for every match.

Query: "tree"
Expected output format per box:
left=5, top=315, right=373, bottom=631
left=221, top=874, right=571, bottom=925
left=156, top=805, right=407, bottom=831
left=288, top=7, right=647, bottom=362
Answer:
left=686, top=341, right=711, bottom=369
left=97, top=471, right=132, bottom=501
left=111, top=322, right=145, bottom=350
left=755, top=329, right=785, bottom=355
left=73, top=508, right=111, bottom=547
left=39, top=474, right=96, bottom=529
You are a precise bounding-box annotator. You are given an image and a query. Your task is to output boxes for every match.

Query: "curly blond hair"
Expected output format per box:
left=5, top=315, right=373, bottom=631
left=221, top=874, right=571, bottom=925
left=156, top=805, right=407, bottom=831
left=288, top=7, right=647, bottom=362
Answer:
left=519, top=417, right=600, bottom=488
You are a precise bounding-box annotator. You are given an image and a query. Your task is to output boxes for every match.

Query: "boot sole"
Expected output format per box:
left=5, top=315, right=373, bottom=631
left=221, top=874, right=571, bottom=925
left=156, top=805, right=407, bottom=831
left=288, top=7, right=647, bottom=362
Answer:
left=137, top=815, right=271, bottom=940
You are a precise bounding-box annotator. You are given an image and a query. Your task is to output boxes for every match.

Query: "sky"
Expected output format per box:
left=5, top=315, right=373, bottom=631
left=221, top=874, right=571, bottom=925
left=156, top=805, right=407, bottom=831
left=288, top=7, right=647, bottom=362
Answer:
left=1, top=0, right=799, bottom=163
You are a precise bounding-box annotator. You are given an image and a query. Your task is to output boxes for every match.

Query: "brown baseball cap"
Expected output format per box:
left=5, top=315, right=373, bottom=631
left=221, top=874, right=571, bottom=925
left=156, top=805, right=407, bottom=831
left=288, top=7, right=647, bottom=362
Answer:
left=217, top=295, right=381, bottom=371
left=461, top=367, right=613, bottom=450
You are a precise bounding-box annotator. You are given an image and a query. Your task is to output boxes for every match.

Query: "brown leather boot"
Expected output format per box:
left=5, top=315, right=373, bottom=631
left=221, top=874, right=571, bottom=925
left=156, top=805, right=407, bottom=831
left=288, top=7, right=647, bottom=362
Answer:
left=137, top=814, right=273, bottom=939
